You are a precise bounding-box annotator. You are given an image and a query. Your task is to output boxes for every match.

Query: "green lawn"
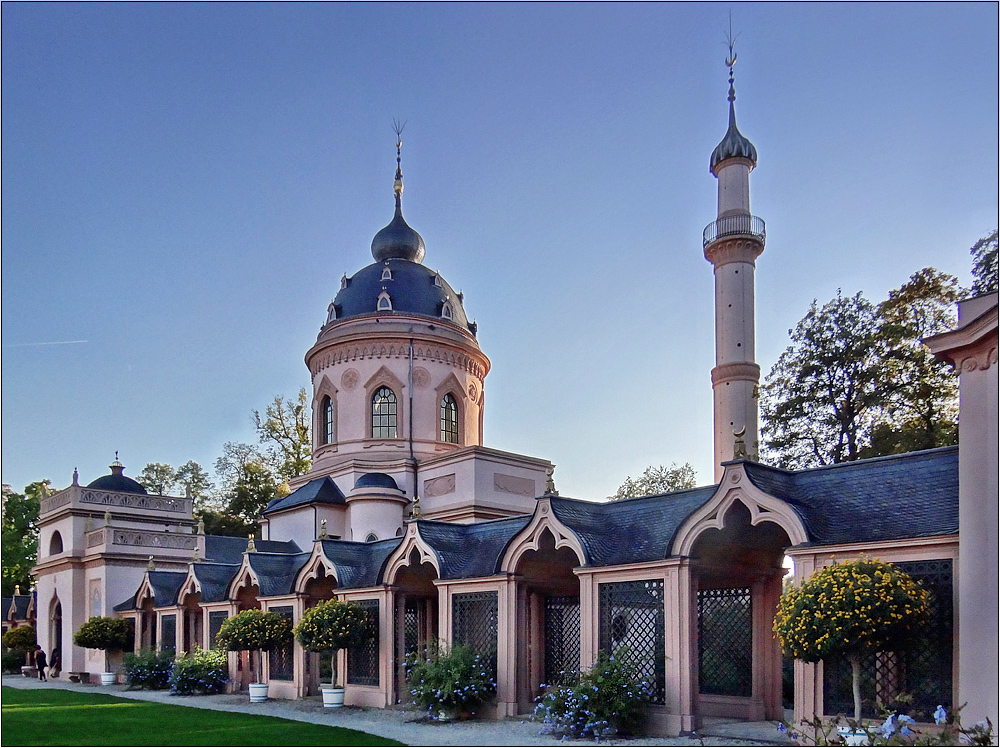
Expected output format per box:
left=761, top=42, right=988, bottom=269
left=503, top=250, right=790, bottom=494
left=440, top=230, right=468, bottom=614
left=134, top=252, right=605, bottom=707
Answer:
left=1, top=687, right=405, bottom=746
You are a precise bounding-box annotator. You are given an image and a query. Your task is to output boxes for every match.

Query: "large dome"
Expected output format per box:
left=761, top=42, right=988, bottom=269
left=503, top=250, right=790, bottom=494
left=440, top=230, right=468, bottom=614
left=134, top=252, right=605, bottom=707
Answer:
left=87, top=461, right=147, bottom=494
left=330, top=258, right=474, bottom=334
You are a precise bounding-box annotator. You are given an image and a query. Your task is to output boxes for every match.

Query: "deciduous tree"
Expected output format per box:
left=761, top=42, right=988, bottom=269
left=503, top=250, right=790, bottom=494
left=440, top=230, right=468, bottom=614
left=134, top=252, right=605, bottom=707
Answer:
left=175, top=460, right=214, bottom=506
left=1, top=481, right=45, bottom=597
left=137, top=463, right=177, bottom=495
left=608, top=462, right=697, bottom=500
left=253, top=389, right=311, bottom=481
left=214, top=442, right=280, bottom=528
left=970, top=228, right=998, bottom=296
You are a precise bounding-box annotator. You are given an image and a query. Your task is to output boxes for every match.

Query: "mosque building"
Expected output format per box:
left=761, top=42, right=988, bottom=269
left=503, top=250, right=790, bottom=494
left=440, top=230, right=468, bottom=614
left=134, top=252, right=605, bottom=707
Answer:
left=27, top=56, right=997, bottom=734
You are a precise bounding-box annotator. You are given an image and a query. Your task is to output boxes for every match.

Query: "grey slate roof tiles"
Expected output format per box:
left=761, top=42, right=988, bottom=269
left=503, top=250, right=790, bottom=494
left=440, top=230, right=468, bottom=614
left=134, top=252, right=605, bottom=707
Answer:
left=148, top=571, right=187, bottom=607
left=415, top=516, right=531, bottom=579
left=319, top=538, right=403, bottom=589
left=192, top=563, right=242, bottom=602
left=11, top=594, right=32, bottom=620
left=246, top=553, right=313, bottom=597
left=204, top=535, right=301, bottom=564
left=264, top=476, right=346, bottom=515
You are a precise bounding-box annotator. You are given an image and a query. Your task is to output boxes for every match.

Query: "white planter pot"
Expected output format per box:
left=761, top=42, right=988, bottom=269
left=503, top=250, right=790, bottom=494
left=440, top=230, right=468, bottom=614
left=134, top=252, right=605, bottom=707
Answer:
left=100, top=672, right=116, bottom=686
left=248, top=682, right=269, bottom=703
left=838, top=727, right=870, bottom=746
left=321, top=686, right=345, bottom=708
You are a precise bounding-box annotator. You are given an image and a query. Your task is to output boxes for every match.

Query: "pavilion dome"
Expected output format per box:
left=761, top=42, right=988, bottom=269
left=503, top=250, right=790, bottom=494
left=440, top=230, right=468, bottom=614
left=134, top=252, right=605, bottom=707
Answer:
left=86, top=459, right=148, bottom=494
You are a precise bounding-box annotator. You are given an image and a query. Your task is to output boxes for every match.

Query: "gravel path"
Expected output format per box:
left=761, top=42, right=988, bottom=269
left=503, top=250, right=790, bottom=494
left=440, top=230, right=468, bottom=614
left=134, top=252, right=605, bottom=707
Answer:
left=2, top=675, right=776, bottom=746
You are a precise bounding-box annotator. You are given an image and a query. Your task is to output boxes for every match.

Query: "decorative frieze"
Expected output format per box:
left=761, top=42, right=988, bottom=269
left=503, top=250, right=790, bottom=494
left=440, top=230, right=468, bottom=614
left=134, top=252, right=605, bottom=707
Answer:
left=85, top=526, right=197, bottom=551
left=79, top=489, right=190, bottom=514
left=493, top=473, right=535, bottom=497
left=39, top=491, right=72, bottom=515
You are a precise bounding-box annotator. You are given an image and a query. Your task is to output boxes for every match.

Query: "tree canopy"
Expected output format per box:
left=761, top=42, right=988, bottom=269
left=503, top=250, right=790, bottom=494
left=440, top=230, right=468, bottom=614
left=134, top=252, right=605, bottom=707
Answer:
left=608, top=462, right=697, bottom=500
left=2, top=481, right=45, bottom=597
left=175, top=460, right=214, bottom=504
left=970, top=228, right=998, bottom=296
left=254, top=389, right=311, bottom=481
left=137, top=463, right=177, bottom=495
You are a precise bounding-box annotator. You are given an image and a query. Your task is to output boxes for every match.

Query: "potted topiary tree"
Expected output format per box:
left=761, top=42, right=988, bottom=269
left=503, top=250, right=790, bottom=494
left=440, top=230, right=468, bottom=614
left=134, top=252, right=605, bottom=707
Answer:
left=3, top=625, right=37, bottom=677
left=73, top=616, right=133, bottom=685
left=774, top=559, right=930, bottom=742
left=293, top=599, right=371, bottom=707
left=215, top=609, right=292, bottom=703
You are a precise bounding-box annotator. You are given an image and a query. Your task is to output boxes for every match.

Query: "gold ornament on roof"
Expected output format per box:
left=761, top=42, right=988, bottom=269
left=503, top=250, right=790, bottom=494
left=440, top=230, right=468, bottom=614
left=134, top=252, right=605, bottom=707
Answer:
left=733, top=426, right=748, bottom=459
left=247, top=535, right=257, bottom=553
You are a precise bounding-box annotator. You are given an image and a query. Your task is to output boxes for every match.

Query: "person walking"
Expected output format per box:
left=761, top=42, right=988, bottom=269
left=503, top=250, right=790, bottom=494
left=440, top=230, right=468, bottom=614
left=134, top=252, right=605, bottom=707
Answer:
left=48, top=647, right=61, bottom=679
left=34, top=645, right=48, bottom=681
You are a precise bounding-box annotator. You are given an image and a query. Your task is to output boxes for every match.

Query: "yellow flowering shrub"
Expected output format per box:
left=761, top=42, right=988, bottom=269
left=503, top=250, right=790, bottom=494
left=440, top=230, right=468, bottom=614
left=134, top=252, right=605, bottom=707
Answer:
left=293, top=599, right=371, bottom=687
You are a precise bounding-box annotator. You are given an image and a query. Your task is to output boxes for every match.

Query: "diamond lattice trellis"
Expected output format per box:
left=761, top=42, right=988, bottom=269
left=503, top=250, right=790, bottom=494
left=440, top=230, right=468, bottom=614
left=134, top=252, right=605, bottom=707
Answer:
left=347, top=599, right=380, bottom=687
left=544, top=595, right=580, bottom=685
left=698, top=586, right=753, bottom=697
left=598, top=579, right=666, bottom=704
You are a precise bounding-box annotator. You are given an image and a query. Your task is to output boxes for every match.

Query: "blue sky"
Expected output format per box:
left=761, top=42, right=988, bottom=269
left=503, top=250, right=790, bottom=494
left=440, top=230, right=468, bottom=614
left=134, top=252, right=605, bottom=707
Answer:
left=2, top=3, right=997, bottom=498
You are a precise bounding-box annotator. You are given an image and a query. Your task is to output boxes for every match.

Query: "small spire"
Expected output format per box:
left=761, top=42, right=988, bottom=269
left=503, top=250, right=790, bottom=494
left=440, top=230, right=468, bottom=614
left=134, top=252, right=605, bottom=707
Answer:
left=147, top=555, right=155, bottom=572
left=410, top=495, right=423, bottom=519
left=193, top=546, right=201, bottom=563
left=110, top=452, right=124, bottom=476
left=196, top=516, right=205, bottom=535
left=72, top=468, right=79, bottom=486
left=733, top=426, right=748, bottom=459
left=247, top=535, right=257, bottom=553
left=393, top=119, right=406, bottom=202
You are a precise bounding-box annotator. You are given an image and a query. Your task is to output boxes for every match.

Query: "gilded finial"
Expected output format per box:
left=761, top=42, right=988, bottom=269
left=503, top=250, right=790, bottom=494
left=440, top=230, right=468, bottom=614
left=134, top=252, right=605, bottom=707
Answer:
left=393, top=119, right=406, bottom=197
left=319, top=519, right=328, bottom=539
left=410, top=494, right=423, bottom=519
left=147, top=555, right=155, bottom=571
left=14, top=585, right=20, bottom=596
left=247, top=535, right=257, bottom=553
left=733, top=426, right=748, bottom=459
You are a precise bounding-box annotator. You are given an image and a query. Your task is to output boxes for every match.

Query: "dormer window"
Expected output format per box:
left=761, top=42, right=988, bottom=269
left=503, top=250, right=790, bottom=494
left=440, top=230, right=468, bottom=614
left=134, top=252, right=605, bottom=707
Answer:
left=441, top=302, right=453, bottom=320
left=327, top=302, right=336, bottom=322
left=377, top=291, right=392, bottom=311
left=432, top=272, right=442, bottom=288
left=340, top=274, right=349, bottom=290
left=365, top=532, right=379, bottom=543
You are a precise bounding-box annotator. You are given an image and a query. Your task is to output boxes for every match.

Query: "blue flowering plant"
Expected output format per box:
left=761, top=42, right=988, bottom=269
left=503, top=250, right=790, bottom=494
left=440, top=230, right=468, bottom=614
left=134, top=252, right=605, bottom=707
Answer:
left=777, top=705, right=995, bottom=746
left=122, top=650, right=174, bottom=690
left=404, top=642, right=497, bottom=720
left=170, top=646, right=229, bottom=695
left=533, top=650, right=653, bottom=741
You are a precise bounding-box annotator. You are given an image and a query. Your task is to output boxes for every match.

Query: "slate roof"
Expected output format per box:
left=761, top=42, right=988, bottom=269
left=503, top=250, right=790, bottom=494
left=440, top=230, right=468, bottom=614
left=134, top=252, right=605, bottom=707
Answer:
left=2, top=597, right=12, bottom=619
left=192, top=563, right=241, bottom=602
left=264, top=476, right=345, bottom=515
left=319, top=538, right=402, bottom=589
left=147, top=571, right=187, bottom=607
left=246, top=553, right=313, bottom=597
left=113, top=594, right=137, bottom=613
left=548, top=486, right=719, bottom=566
left=742, top=446, right=959, bottom=546
left=11, top=594, right=32, bottom=620
left=203, top=535, right=301, bottom=563
left=415, top=516, right=531, bottom=579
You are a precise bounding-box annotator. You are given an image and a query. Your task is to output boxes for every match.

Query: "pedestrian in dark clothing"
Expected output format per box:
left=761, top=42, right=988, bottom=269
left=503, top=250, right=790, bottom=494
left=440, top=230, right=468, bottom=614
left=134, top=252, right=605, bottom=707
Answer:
left=34, top=646, right=47, bottom=681
left=49, top=647, right=61, bottom=678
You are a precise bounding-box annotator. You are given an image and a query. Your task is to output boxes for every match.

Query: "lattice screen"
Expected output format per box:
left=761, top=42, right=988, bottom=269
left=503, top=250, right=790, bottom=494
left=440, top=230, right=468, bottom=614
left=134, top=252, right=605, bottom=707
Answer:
left=159, top=614, right=176, bottom=654
left=452, top=591, right=499, bottom=666
left=268, top=606, right=294, bottom=681
left=698, top=586, right=753, bottom=697
left=598, top=579, right=666, bottom=704
left=347, top=599, right=380, bottom=686
left=403, top=599, right=420, bottom=656
left=544, top=595, right=580, bottom=685
left=823, top=559, right=954, bottom=719
left=208, top=611, right=227, bottom=650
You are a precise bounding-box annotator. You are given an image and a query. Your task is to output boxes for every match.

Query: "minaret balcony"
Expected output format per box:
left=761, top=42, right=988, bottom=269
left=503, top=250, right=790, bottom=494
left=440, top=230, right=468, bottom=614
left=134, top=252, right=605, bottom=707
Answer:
left=703, top=214, right=766, bottom=248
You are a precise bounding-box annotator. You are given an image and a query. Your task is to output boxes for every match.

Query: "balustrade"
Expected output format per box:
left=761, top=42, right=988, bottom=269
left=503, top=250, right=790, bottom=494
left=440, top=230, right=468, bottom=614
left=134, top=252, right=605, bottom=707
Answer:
left=703, top=213, right=766, bottom=248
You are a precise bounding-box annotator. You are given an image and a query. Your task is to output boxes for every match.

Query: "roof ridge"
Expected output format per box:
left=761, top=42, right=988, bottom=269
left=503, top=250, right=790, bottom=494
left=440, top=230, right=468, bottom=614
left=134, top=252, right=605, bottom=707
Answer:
left=758, top=445, right=959, bottom=477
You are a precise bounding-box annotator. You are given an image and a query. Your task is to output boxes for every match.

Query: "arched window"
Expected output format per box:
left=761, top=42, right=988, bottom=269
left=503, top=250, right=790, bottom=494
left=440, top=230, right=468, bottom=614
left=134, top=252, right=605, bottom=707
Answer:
left=49, top=531, right=63, bottom=556
left=381, top=267, right=392, bottom=281
left=441, top=302, right=453, bottom=320
left=440, top=393, right=459, bottom=444
left=377, top=291, right=392, bottom=311
left=372, top=386, right=397, bottom=438
left=365, top=533, right=379, bottom=543
left=321, top=396, right=334, bottom=445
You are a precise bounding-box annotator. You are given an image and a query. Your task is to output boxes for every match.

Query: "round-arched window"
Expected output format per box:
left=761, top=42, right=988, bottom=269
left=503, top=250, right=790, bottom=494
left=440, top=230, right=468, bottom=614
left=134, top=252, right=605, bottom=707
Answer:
left=49, top=531, right=64, bottom=556
left=321, top=396, right=334, bottom=445
left=440, top=393, right=459, bottom=444
left=372, top=387, right=397, bottom=439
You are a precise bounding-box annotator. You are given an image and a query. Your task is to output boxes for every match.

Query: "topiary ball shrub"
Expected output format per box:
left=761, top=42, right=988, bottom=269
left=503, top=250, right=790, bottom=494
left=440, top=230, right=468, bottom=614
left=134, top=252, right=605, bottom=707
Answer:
left=774, top=558, right=930, bottom=722
left=533, top=650, right=653, bottom=740
left=123, top=650, right=174, bottom=690
left=294, top=599, right=371, bottom=688
left=2, top=625, right=36, bottom=655
left=170, top=646, right=229, bottom=695
left=404, top=643, right=497, bottom=719
left=215, top=609, right=292, bottom=684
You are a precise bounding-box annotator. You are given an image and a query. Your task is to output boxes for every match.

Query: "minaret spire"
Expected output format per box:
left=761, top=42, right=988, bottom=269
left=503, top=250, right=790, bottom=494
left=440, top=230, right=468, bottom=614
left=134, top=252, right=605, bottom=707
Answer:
left=704, top=34, right=765, bottom=481
left=393, top=119, right=405, bottom=211
left=370, top=120, right=426, bottom=263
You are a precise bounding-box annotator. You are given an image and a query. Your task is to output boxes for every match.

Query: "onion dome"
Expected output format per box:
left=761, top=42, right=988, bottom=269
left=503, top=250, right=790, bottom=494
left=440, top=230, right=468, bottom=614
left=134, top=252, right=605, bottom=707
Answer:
left=355, top=472, right=399, bottom=491
left=370, top=132, right=426, bottom=263
left=710, top=64, right=758, bottom=173
left=86, top=455, right=148, bottom=494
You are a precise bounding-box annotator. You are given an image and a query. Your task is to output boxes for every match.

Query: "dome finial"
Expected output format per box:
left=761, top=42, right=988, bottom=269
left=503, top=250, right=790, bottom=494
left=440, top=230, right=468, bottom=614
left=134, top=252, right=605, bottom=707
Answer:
left=371, top=120, right=426, bottom=263
left=393, top=119, right=406, bottom=203
left=710, top=17, right=757, bottom=173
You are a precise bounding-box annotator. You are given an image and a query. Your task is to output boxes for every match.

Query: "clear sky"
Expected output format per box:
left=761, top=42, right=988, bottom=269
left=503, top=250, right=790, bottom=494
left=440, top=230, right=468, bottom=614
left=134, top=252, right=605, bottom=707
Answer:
left=2, top=3, right=997, bottom=499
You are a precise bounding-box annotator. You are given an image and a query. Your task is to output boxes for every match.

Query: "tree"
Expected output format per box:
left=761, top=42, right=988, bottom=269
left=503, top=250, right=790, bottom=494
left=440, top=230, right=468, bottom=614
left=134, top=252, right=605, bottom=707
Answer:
left=608, top=462, right=697, bottom=500
left=774, top=560, right=929, bottom=722
left=215, top=609, right=292, bottom=686
left=970, top=228, right=998, bottom=296
left=2, top=625, right=37, bottom=657
left=862, top=269, right=960, bottom=457
left=293, top=599, right=371, bottom=689
left=253, top=389, right=311, bottom=481
left=73, top=616, right=133, bottom=674
left=137, top=463, right=176, bottom=495
left=175, top=461, right=214, bottom=506
left=2, top=481, right=45, bottom=597
left=761, top=291, right=896, bottom=469
left=214, top=442, right=279, bottom=528
left=195, top=509, right=256, bottom=539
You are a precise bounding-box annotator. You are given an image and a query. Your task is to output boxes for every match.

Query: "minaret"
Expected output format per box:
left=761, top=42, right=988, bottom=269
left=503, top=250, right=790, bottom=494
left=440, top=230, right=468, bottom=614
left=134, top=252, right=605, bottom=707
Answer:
left=704, top=42, right=765, bottom=482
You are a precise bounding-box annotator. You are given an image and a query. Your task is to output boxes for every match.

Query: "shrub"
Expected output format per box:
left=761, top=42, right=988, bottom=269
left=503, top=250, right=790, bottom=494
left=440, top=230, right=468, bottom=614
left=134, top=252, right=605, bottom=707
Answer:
left=73, top=616, right=133, bottom=672
left=533, top=650, right=652, bottom=740
left=774, top=559, right=930, bottom=721
left=405, top=643, right=496, bottom=719
left=2, top=625, right=37, bottom=654
left=170, top=646, right=229, bottom=695
left=779, top=704, right=995, bottom=746
left=294, top=599, right=371, bottom=688
left=2, top=646, right=27, bottom=673
left=215, top=609, right=292, bottom=684
left=122, top=650, right=174, bottom=690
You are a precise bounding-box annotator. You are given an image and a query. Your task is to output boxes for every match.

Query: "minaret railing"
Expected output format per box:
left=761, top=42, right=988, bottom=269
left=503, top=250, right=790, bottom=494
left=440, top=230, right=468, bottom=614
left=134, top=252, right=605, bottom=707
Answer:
left=703, top=214, right=766, bottom=248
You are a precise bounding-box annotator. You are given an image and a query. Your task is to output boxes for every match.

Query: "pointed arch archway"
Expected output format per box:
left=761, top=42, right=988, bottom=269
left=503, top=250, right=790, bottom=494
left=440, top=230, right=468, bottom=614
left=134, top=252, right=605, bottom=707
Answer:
left=48, top=594, right=63, bottom=673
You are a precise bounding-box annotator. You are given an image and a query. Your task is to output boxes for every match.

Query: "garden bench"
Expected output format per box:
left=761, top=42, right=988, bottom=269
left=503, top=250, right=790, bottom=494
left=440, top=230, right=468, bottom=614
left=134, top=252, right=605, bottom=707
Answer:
left=68, top=671, right=90, bottom=683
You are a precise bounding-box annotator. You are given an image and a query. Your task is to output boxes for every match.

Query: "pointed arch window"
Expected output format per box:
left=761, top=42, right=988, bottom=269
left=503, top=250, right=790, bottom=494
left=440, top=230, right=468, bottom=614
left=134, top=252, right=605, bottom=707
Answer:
left=321, top=396, right=334, bottom=445
left=440, top=393, right=459, bottom=444
left=377, top=291, right=392, bottom=311
left=441, top=302, right=453, bottom=320
left=381, top=267, right=393, bottom=281
left=365, top=532, right=379, bottom=543
left=372, top=386, right=397, bottom=439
